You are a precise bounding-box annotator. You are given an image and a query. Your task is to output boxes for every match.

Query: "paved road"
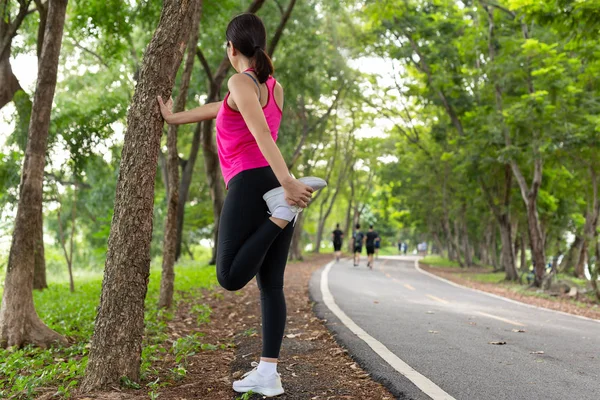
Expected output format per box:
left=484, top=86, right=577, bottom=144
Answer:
left=309, top=256, right=600, bottom=400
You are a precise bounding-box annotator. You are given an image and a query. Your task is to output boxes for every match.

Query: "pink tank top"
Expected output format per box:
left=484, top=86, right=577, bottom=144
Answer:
left=216, top=72, right=283, bottom=187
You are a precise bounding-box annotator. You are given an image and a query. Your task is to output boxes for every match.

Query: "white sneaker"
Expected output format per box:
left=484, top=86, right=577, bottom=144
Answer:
left=263, top=176, right=327, bottom=223
left=232, top=361, right=285, bottom=397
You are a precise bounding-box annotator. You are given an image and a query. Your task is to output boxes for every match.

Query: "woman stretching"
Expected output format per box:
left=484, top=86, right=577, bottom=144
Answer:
left=158, top=13, right=326, bottom=397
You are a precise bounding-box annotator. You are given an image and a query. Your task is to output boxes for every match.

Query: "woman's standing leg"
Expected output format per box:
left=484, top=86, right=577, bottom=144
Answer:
left=256, top=221, right=294, bottom=360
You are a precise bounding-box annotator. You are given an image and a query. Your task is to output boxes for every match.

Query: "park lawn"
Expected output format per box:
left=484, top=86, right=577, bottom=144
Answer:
left=420, top=255, right=464, bottom=269
left=0, top=259, right=217, bottom=399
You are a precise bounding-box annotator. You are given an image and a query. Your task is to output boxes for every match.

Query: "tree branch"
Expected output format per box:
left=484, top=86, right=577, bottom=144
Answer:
left=268, top=0, right=297, bottom=57
left=73, top=41, right=109, bottom=68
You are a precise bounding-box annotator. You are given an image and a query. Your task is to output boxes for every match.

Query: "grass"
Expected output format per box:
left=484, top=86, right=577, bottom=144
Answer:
left=0, top=258, right=218, bottom=399
left=420, top=255, right=464, bottom=269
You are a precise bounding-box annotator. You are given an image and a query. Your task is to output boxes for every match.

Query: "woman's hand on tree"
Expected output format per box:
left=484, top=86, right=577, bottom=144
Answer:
left=282, top=178, right=314, bottom=208
left=157, top=96, right=174, bottom=123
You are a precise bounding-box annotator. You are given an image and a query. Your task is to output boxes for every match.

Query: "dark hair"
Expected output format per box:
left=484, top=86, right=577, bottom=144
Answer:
left=336, top=223, right=340, bottom=228
left=355, top=223, right=360, bottom=229
left=226, top=13, right=274, bottom=83
left=370, top=225, right=374, bottom=229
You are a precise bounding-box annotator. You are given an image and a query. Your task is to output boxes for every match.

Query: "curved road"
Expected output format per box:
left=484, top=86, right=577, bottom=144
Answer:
left=309, top=256, right=600, bottom=400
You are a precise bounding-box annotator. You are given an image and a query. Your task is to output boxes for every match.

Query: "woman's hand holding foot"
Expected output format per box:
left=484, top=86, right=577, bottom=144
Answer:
left=282, top=176, right=313, bottom=208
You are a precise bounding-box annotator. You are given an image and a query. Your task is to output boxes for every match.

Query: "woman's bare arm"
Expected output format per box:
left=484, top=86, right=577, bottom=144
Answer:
left=158, top=96, right=222, bottom=125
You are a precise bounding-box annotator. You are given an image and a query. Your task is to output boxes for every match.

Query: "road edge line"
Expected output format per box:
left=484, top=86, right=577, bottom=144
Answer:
left=414, top=259, right=600, bottom=324
left=320, top=261, right=456, bottom=400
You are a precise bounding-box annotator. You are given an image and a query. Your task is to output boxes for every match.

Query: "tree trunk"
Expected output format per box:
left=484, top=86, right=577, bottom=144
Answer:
left=289, top=212, right=305, bottom=261
left=498, top=216, right=518, bottom=280
left=591, top=236, right=600, bottom=302
left=560, top=235, right=581, bottom=273
left=0, top=0, right=68, bottom=348
left=0, top=47, right=22, bottom=110
left=490, top=225, right=499, bottom=270
left=575, top=167, right=599, bottom=278
left=520, top=232, right=527, bottom=272
left=201, top=118, right=224, bottom=265
left=525, top=195, right=546, bottom=286
left=57, top=192, right=77, bottom=293
left=81, top=0, right=197, bottom=390
left=461, top=209, right=472, bottom=267
left=33, top=207, right=47, bottom=290
left=159, top=0, right=203, bottom=310
left=176, top=123, right=202, bottom=260
left=432, top=230, right=444, bottom=257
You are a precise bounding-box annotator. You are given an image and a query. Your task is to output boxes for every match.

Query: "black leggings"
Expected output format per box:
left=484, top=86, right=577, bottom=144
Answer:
left=216, top=166, right=294, bottom=358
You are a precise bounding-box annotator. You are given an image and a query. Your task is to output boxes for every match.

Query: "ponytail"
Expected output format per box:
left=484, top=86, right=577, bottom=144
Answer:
left=226, top=14, right=274, bottom=83
left=254, top=47, right=274, bottom=84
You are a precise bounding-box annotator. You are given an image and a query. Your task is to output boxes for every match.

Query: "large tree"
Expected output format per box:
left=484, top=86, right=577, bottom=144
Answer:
left=0, top=0, right=68, bottom=348
left=81, top=0, right=198, bottom=390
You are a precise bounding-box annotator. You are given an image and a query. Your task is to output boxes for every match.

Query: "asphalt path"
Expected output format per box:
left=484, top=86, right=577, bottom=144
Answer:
left=309, top=256, right=600, bottom=400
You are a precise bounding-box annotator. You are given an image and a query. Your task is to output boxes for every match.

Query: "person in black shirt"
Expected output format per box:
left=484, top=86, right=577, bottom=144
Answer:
left=365, top=225, right=380, bottom=269
left=352, top=223, right=365, bottom=267
left=331, top=223, right=344, bottom=262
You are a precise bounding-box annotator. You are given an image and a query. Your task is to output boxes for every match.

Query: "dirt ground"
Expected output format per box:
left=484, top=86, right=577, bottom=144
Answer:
left=74, top=254, right=394, bottom=400
left=420, top=264, right=600, bottom=321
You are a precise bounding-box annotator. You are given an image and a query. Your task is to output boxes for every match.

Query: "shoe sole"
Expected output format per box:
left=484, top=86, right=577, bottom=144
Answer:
left=262, top=177, right=328, bottom=202
left=233, top=385, right=285, bottom=397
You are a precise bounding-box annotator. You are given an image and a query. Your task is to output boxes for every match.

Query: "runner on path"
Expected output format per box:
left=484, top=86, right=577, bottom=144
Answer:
left=332, top=223, right=344, bottom=262
left=352, top=223, right=365, bottom=267
left=365, top=225, right=379, bottom=269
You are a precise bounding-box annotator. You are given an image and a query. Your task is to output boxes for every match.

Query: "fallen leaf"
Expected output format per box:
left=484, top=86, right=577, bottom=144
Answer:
left=428, top=330, right=439, bottom=334
left=530, top=351, right=544, bottom=354
left=489, top=341, right=507, bottom=345
left=374, top=300, right=379, bottom=304
left=232, top=370, right=243, bottom=379
left=512, top=329, right=526, bottom=333
left=286, top=334, right=299, bottom=339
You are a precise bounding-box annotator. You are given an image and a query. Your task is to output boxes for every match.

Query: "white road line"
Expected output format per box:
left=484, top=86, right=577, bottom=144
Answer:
left=320, top=261, right=456, bottom=400
left=476, top=311, right=525, bottom=327
left=413, top=259, right=600, bottom=324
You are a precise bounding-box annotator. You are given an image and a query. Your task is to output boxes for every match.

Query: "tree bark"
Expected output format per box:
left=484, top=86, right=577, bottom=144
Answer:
left=159, top=0, right=203, bottom=310
left=81, top=0, right=197, bottom=390
left=33, top=206, right=47, bottom=290
left=0, top=0, right=68, bottom=348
